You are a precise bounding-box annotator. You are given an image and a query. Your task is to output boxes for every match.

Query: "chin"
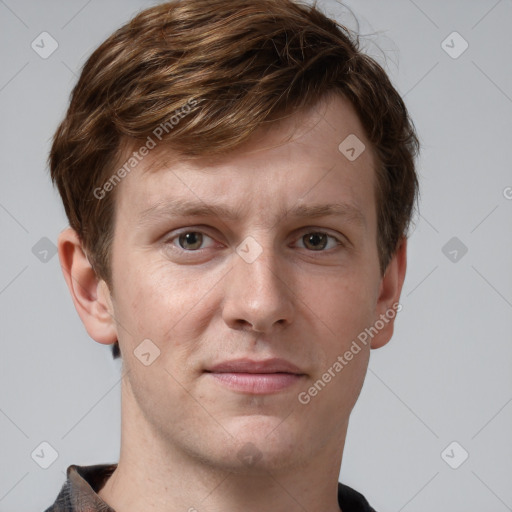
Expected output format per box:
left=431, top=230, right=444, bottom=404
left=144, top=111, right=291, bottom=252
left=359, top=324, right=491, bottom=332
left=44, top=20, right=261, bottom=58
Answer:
left=223, top=412, right=297, bottom=439
left=223, top=417, right=301, bottom=462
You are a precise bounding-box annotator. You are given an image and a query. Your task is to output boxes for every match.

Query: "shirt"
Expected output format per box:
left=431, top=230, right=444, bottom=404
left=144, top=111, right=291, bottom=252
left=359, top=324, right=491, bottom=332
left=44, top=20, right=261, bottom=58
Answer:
left=44, top=464, right=377, bottom=512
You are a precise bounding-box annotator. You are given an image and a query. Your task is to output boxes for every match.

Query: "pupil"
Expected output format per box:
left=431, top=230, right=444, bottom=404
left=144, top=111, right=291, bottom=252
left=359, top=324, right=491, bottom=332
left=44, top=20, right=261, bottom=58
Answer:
left=305, top=233, right=326, bottom=250
left=180, top=232, right=202, bottom=250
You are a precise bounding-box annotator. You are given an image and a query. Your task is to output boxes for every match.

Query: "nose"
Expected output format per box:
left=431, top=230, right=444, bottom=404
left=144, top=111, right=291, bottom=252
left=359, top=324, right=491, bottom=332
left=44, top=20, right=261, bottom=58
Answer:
left=221, top=242, right=294, bottom=334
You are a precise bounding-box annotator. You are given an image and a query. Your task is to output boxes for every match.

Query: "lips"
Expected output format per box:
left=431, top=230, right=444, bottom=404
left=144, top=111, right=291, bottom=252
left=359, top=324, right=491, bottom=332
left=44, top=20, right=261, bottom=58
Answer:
left=204, top=358, right=306, bottom=394
left=205, top=358, right=305, bottom=375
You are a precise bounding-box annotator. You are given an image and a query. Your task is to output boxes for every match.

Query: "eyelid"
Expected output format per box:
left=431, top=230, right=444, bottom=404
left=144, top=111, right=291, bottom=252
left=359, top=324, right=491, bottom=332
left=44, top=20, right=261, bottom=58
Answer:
left=292, top=229, right=345, bottom=249
left=164, top=227, right=218, bottom=250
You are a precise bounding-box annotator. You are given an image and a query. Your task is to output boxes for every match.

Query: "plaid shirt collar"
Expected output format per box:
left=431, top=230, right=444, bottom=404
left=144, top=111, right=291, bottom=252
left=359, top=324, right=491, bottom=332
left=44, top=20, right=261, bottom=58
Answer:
left=45, top=463, right=376, bottom=512
left=44, top=464, right=117, bottom=512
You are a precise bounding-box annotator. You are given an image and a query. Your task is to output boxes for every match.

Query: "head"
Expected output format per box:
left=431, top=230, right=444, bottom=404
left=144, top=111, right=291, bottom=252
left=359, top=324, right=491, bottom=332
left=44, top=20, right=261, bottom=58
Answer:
left=51, top=0, right=418, bottom=473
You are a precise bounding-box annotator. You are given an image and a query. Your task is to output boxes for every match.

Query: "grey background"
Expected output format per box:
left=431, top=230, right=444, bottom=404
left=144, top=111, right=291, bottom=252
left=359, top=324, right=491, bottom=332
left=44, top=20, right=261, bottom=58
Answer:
left=1, top=0, right=511, bottom=511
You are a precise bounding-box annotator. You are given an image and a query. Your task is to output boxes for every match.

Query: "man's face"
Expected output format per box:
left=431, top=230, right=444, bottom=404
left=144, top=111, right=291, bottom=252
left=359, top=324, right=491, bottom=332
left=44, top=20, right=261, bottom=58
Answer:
left=106, top=94, right=390, bottom=472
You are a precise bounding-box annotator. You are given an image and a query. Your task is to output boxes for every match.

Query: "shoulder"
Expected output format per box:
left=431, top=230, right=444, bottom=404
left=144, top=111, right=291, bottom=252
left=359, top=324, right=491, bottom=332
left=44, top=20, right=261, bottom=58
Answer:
left=338, top=482, right=378, bottom=512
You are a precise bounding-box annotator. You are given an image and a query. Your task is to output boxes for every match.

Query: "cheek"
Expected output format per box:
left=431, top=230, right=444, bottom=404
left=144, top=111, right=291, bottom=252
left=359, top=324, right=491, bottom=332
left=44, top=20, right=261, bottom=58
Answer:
left=299, top=270, right=378, bottom=339
left=303, top=277, right=375, bottom=412
left=112, top=252, right=221, bottom=356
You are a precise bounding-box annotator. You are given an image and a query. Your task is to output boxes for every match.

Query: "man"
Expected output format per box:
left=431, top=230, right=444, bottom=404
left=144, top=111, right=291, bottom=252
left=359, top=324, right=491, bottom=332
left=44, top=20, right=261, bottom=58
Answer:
left=45, top=0, right=419, bottom=510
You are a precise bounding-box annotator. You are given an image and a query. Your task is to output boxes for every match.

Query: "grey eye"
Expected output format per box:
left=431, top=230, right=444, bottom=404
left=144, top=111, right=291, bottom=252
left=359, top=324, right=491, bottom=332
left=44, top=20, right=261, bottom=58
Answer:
left=178, top=232, right=204, bottom=250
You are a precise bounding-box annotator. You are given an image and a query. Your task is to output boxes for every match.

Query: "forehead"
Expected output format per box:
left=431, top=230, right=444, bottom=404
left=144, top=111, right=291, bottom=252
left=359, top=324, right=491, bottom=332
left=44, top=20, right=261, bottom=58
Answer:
left=113, top=94, right=377, bottom=225
left=139, top=93, right=373, bottom=171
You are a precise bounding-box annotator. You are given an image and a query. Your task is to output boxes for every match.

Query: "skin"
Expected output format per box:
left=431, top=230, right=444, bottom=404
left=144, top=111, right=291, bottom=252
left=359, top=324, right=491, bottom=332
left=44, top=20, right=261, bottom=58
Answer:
left=58, top=93, right=407, bottom=512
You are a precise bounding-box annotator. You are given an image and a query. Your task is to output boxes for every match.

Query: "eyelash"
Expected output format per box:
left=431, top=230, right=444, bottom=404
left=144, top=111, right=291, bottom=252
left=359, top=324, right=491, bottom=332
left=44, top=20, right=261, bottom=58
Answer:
left=164, top=228, right=344, bottom=253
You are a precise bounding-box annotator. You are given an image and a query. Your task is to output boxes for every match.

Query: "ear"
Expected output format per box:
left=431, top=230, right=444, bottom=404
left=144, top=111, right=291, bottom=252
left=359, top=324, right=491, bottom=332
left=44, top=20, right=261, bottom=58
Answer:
left=57, top=227, right=118, bottom=346
left=370, top=237, right=407, bottom=349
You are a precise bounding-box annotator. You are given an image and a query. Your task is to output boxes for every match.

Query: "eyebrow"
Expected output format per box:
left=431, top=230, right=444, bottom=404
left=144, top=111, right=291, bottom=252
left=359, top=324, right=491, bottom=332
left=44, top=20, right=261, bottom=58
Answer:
left=137, top=198, right=366, bottom=228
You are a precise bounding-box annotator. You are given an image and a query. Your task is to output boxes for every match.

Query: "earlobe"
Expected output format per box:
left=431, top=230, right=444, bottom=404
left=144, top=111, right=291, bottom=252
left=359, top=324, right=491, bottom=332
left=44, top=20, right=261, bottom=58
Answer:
left=370, top=237, right=407, bottom=349
left=57, top=227, right=118, bottom=346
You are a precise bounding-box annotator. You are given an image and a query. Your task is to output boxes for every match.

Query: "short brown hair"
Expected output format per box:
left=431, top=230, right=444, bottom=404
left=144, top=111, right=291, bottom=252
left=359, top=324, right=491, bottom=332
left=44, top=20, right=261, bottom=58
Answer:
left=49, top=0, right=419, bottom=359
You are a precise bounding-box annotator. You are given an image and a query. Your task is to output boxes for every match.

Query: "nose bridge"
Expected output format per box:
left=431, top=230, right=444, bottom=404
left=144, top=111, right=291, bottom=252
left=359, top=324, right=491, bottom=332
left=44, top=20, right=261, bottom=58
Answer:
left=222, top=237, right=294, bottom=332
